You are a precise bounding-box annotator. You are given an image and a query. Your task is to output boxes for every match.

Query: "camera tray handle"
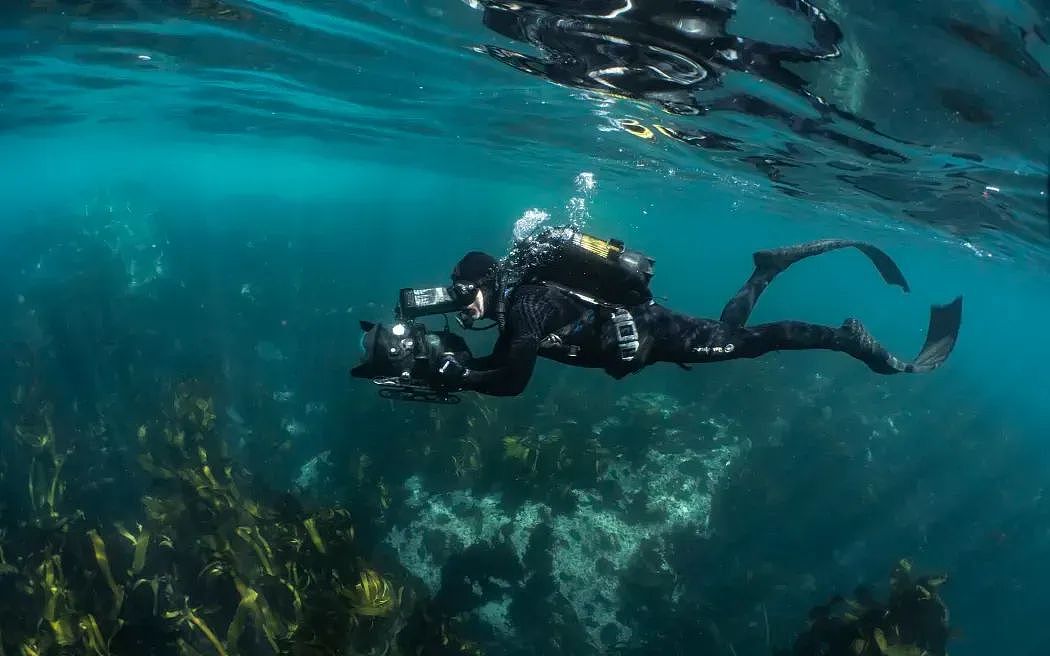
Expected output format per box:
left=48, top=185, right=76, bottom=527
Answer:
left=372, top=377, right=462, bottom=405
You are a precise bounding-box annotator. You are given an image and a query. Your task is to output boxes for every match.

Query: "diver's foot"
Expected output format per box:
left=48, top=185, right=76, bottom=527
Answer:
left=839, top=297, right=962, bottom=375
left=840, top=318, right=907, bottom=374
left=753, top=239, right=845, bottom=274
left=752, top=247, right=795, bottom=275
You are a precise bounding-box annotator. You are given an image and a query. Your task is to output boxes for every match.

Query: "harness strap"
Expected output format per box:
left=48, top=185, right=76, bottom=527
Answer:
left=535, top=282, right=641, bottom=363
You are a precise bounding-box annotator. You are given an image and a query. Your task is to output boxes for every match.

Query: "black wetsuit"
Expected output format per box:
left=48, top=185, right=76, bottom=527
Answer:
left=461, top=241, right=963, bottom=397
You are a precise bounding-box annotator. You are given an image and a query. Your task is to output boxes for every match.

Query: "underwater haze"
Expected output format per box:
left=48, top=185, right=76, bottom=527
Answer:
left=1, top=1, right=1049, bottom=656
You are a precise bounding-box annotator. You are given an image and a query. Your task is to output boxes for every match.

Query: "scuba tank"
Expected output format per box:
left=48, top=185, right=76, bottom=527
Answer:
left=512, top=226, right=655, bottom=306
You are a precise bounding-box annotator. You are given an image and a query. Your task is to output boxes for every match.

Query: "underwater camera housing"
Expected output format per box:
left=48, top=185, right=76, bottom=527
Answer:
left=351, top=281, right=479, bottom=403
left=350, top=319, right=473, bottom=404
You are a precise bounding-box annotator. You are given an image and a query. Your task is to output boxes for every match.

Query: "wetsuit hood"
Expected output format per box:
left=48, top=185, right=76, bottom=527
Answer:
left=451, top=251, right=497, bottom=285
left=452, top=251, right=500, bottom=321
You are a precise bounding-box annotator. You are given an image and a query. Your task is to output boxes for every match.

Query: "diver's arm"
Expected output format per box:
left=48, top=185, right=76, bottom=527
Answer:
left=462, top=332, right=541, bottom=396
left=462, top=341, right=507, bottom=372
left=459, top=290, right=554, bottom=396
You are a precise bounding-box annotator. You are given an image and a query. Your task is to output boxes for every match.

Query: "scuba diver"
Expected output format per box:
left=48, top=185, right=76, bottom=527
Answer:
left=351, top=227, right=962, bottom=399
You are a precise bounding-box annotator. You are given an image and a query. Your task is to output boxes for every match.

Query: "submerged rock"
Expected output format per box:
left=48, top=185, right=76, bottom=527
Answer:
left=295, top=450, right=331, bottom=491
left=385, top=440, right=740, bottom=650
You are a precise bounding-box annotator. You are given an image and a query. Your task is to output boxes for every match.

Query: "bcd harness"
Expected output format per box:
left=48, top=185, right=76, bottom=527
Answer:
left=533, top=282, right=644, bottom=363
left=489, top=227, right=655, bottom=364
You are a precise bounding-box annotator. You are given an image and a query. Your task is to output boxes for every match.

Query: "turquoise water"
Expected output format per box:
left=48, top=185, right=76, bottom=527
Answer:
left=1, top=1, right=1048, bottom=655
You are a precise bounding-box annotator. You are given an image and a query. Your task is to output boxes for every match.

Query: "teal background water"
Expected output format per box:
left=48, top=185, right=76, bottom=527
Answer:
left=5, top=128, right=1048, bottom=652
left=2, top=1, right=1049, bottom=654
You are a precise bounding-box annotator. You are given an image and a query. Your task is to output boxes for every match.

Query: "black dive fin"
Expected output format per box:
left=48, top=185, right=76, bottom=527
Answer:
left=852, top=243, right=910, bottom=292
left=754, top=239, right=910, bottom=292
left=909, top=296, right=964, bottom=372
left=843, top=296, right=963, bottom=374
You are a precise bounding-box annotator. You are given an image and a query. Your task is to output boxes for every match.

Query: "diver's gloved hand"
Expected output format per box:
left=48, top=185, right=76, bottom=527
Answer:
left=434, top=354, right=469, bottom=389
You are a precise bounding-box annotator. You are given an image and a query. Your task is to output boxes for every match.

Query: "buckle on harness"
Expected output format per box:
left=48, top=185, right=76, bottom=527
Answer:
left=611, top=308, right=639, bottom=361
left=539, top=334, right=561, bottom=349
left=540, top=333, right=580, bottom=357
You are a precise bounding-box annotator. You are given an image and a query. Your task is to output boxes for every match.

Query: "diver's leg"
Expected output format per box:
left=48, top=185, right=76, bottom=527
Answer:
left=717, top=265, right=781, bottom=329
left=719, top=239, right=911, bottom=328
left=651, top=298, right=963, bottom=374
left=653, top=317, right=846, bottom=365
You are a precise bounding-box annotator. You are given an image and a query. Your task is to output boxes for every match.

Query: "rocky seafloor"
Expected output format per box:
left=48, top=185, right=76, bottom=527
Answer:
left=371, top=394, right=744, bottom=652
